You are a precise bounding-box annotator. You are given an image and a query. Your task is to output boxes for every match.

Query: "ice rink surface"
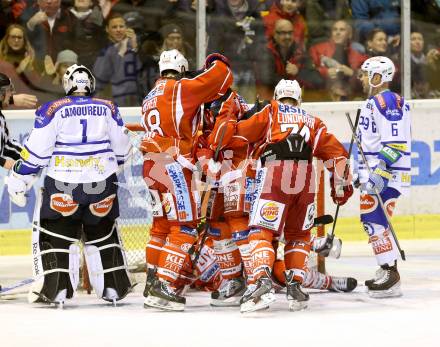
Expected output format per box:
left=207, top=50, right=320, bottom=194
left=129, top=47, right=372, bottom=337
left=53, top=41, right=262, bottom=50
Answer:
left=1, top=240, right=440, bottom=347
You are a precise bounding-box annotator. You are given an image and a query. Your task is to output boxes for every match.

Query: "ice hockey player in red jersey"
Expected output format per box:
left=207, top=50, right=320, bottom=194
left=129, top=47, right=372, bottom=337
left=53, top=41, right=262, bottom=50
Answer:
left=236, top=79, right=353, bottom=312
left=140, top=49, right=233, bottom=311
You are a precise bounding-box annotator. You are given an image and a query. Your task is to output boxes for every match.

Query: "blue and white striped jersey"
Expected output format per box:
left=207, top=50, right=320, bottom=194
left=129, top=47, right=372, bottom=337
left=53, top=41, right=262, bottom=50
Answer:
left=17, top=96, right=132, bottom=183
left=357, top=90, right=411, bottom=195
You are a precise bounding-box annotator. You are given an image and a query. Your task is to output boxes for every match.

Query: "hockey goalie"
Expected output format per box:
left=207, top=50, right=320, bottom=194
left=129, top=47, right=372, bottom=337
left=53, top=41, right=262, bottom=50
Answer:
left=7, top=65, right=133, bottom=306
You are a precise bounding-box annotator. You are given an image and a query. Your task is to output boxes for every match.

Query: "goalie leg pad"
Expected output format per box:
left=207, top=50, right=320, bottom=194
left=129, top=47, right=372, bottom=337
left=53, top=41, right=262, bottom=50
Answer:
left=29, top=217, right=82, bottom=303
left=84, top=218, right=131, bottom=301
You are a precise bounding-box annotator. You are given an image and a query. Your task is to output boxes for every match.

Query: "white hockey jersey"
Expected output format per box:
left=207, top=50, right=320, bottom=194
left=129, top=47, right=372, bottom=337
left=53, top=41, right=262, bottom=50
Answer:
left=17, top=96, right=132, bottom=183
left=356, top=90, right=411, bottom=195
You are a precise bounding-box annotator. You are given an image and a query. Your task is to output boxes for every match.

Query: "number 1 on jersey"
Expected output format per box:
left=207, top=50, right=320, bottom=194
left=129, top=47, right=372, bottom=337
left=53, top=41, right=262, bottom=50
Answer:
left=80, top=119, right=87, bottom=143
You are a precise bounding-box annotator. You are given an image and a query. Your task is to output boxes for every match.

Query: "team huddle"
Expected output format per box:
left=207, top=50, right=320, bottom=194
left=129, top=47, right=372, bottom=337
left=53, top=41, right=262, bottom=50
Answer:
left=4, top=48, right=411, bottom=312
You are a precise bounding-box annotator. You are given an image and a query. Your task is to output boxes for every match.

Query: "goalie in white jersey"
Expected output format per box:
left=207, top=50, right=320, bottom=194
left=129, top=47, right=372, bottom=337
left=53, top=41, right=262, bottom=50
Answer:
left=356, top=56, right=411, bottom=298
left=7, top=64, right=133, bottom=306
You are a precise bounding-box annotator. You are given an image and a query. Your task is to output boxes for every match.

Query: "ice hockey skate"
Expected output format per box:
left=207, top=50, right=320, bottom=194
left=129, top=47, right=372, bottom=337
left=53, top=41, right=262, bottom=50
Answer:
left=329, top=276, right=358, bottom=292
left=240, top=277, right=276, bottom=313
left=285, top=270, right=309, bottom=311
left=144, top=279, right=186, bottom=311
left=366, top=263, right=402, bottom=298
left=143, top=268, right=157, bottom=298
left=210, top=277, right=246, bottom=307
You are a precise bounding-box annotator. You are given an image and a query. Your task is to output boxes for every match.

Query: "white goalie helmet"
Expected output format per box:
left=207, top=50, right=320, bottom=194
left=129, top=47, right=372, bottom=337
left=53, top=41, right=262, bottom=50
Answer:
left=360, top=56, right=395, bottom=88
left=159, top=49, right=188, bottom=75
left=274, top=79, right=302, bottom=104
left=63, top=64, right=95, bottom=95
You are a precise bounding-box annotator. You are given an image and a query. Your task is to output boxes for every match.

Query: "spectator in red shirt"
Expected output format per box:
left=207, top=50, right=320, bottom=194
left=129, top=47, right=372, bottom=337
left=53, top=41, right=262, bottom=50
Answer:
left=263, top=0, right=306, bottom=48
left=257, top=18, right=323, bottom=99
left=309, top=19, right=367, bottom=100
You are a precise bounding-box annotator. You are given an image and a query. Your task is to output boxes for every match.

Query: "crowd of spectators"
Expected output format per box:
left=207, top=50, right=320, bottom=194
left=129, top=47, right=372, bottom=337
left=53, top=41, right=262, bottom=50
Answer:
left=0, top=0, right=439, bottom=106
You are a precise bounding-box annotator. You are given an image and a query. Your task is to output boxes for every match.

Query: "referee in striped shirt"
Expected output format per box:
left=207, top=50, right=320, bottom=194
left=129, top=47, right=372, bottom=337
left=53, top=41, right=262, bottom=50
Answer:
left=0, top=72, right=37, bottom=170
left=0, top=72, right=37, bottom=293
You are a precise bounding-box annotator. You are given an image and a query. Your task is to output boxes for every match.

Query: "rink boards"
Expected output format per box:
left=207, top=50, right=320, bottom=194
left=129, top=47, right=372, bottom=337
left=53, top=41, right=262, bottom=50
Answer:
left=1, top=100, right=439, bottom=255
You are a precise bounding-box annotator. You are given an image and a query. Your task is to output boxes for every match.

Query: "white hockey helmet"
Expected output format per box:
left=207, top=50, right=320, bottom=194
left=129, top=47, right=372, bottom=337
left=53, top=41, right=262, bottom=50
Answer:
left=159, top=49, right=188, bottom=76
left=360, top=56, right=395, bottom=88
left=274, top=79, right=302, bottom=104
left=63, top=64, right=95, bottom=95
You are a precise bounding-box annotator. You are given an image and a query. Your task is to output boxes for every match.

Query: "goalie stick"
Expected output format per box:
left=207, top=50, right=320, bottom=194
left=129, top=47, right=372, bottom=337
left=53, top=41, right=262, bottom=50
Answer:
left=0, top=278, right=34, bottom=296
left=345, top=112, right=406, bottom=261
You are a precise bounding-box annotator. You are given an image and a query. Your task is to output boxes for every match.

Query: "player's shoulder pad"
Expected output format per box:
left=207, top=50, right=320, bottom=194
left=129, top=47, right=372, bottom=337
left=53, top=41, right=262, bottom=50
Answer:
left=34, top=97, right=73, bottom=128
left=91, top=97, right=123, bottom=126
left=372, top=90, right=404, bottom=121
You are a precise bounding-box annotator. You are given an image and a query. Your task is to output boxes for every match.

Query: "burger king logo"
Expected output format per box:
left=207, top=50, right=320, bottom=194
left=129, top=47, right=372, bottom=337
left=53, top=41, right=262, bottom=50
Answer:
left=260, top=202, right=280, bottom=222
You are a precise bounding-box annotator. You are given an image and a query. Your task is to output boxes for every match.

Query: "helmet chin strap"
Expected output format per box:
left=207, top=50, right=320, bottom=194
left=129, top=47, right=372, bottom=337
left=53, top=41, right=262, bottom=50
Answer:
left=368, top=74, right=384, bottom=95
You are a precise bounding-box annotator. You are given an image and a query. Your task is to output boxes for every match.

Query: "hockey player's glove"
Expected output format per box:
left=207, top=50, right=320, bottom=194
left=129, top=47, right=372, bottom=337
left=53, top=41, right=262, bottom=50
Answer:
left=204, top=53, right=230, bottom=69
left=6, top=170, right=36, bottom=207
left=330, top=173, right=353, bottom=206
left=366, top=160, right=392, bottom=194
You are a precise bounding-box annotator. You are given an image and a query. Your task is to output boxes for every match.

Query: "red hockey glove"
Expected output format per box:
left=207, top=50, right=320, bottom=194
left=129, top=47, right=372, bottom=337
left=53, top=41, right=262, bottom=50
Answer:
left=330, top=173, right=353, bottom=206
left=204, top=53, right=230, bottom=69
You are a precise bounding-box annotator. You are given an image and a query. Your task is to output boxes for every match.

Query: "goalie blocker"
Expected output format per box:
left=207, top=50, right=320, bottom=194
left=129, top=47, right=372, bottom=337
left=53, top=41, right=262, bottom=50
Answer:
left=29, top=174, right=132, bottom=304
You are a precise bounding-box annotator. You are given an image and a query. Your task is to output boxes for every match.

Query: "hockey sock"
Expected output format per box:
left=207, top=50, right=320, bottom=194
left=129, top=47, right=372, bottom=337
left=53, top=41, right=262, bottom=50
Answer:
left=211, top=221, right=242, bottom=280
left=364, top=222, right=399, bottom=266
left=157, top=225, right=196, bottom=283
left=284, top=240, right=311, bottom=283
left=248, top=228, right=275, bottom=281
left=146, top=218, right=169, bottom=267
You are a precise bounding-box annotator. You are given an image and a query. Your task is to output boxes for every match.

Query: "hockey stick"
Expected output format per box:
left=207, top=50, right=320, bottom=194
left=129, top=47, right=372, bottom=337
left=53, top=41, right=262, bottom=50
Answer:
left=0, top=278, right=34, bottom=296
left=329, top=109, right=361, bottom=237
left=316, top=110, right=360, bottom=257
left=189, top=111, right=233, bottom=268
left=345, top=112, right=406, bottom=261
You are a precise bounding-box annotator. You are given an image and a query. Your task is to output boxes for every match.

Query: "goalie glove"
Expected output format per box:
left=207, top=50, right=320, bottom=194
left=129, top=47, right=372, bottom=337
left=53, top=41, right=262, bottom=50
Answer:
left=365, top=160, right=392, bottom=194
left=6, top=170, right=36, bottom=207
